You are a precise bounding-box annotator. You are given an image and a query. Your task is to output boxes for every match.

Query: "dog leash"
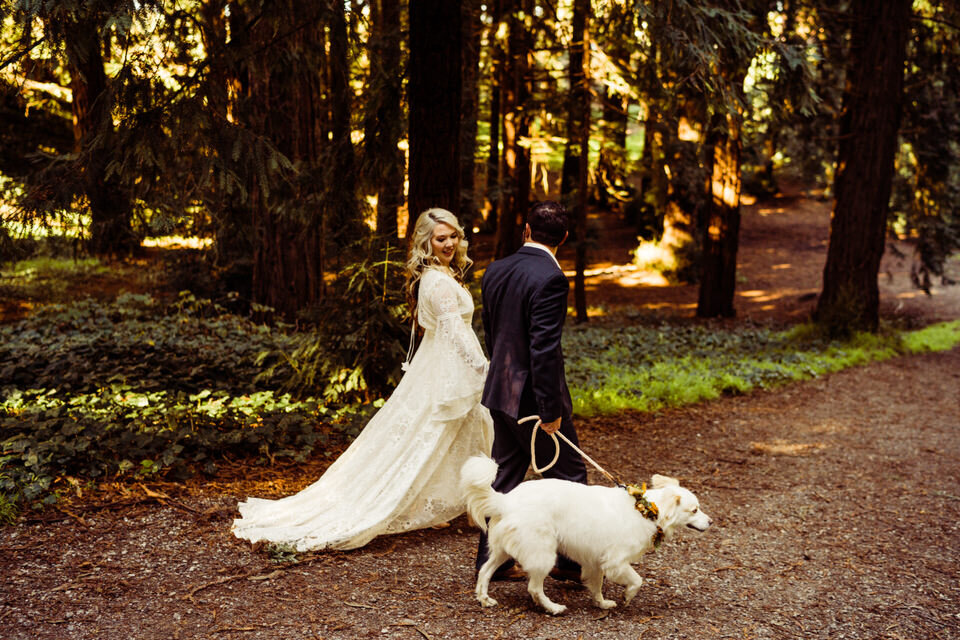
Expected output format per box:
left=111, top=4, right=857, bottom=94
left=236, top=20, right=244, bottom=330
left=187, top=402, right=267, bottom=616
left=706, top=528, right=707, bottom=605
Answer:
left=519, top=415, right=625, bottom=487
left=520, top=414, right=665, bottom=546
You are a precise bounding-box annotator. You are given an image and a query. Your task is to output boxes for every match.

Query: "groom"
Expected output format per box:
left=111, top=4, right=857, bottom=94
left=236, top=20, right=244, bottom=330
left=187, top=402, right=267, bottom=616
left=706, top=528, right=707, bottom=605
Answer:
left=476, top=200, right=588, bottom=581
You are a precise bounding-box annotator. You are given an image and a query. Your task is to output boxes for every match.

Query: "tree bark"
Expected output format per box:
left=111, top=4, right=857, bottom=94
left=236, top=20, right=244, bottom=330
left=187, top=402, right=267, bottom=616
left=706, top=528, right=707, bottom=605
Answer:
left=244, top=1, right=328, bottom=319
left=697, top=113, right=742, bottom=318
left=366, top=0, right=404, bottom=242
left=408, top=0, right=462, bottom=237
left=485, top=0, right=504, bottom=233
left=814, top=0, right=912, bottom=334
left=566, top=0, right=590, bottom=323
left=459, top=0, right=482, bottom=242
left=64, top=16, right=136, bottom=257
left=494, top=0, right=530, bottom=259
left=328, top=0, right=361, bottom=245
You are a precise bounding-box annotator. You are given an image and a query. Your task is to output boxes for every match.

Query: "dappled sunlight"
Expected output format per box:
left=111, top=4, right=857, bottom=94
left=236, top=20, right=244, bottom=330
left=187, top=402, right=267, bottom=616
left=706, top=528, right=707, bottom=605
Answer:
left=739, top=288, right=814, bottom=303
left=564, top=264, right=673, bottom=287
left=613, top=270, right=672, bottom=287
left=750, top=439, right=828, bottom=456
left=568, top=305, right=612, bottom=318
left=632, top=240, right=677, bottom=272
left=895, top=290, right=934, bottom=300
left=143, top=236, right=213, bottom=249
left=639, top=301, right=698, bottom=312
left=757, top=206, right=788, bottom=216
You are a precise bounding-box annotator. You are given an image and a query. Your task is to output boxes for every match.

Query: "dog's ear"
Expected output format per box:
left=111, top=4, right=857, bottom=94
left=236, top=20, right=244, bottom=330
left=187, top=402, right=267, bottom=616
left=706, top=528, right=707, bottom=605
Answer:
left=650, top=474, right=679, bottom=489
left=654, top=492, right=685, bottom=534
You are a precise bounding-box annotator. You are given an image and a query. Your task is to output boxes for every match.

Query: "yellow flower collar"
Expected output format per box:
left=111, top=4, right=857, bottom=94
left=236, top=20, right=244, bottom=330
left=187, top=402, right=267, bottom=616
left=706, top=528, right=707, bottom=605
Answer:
left=625, top=483, right=664, bottom=549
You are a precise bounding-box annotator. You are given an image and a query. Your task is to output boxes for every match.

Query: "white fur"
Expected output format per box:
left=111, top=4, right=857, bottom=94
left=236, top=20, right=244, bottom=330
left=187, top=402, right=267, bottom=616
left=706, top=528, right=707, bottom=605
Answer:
left=461, top=456, right=712, bottom=615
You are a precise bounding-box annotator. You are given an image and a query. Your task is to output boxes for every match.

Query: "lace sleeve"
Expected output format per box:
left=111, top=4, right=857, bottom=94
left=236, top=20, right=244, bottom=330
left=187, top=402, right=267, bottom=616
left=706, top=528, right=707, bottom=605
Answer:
left=425, top=274, right=488, bottom=376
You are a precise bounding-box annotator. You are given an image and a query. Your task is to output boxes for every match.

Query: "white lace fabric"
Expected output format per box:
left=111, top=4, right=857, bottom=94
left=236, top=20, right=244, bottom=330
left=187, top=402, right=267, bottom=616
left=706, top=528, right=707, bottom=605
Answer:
left=232, top=268, right=493, bottom=551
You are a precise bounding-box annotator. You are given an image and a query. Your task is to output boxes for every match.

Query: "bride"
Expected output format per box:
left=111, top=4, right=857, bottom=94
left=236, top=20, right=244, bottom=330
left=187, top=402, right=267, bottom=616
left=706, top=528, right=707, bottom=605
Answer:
left=232, top=209, right=493, bottom=551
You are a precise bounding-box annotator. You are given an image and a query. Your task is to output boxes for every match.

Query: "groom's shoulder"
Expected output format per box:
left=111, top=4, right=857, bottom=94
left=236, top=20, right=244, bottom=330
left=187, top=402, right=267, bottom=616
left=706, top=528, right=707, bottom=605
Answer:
left=484, top=250, right=523, bottom=276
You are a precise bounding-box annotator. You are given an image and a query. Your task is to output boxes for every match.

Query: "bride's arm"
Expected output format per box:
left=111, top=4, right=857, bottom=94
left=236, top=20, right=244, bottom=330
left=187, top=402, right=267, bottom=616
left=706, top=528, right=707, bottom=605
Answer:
left=426, top=274, right=488, bottom=375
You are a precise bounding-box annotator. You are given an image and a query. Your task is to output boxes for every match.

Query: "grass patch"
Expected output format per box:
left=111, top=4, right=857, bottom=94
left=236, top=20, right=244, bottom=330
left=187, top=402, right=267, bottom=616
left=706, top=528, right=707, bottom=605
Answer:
left=565, top=321, right=960, bottom=416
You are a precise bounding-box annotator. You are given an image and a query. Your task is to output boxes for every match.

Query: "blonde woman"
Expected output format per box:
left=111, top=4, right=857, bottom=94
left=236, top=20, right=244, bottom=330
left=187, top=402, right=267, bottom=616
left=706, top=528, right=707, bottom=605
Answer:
left=233, top=209, right=493, bottom=551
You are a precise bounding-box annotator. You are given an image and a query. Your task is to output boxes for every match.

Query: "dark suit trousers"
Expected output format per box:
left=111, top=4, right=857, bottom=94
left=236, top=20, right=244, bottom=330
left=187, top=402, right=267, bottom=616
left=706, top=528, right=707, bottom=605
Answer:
left=475, top=408, right=588, bottom=571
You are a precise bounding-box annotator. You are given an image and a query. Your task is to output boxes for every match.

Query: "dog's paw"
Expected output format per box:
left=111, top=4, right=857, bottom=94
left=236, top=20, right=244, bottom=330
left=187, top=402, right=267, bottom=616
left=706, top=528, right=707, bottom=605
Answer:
left=544, top=603, right=567, bottom=616
left=596, top=599, right=617, bottom=610
left=477, top=595, right=498, bottom=608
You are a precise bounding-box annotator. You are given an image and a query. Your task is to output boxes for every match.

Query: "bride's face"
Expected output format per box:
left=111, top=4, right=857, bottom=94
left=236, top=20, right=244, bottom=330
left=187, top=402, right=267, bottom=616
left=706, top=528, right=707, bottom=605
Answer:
left=430, top=222, right=460, bottom=267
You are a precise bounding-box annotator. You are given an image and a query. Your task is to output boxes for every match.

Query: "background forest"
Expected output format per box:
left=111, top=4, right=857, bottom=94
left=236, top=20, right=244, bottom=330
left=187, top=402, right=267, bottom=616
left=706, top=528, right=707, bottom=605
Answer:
left=1, top=0, right=959, bottom=515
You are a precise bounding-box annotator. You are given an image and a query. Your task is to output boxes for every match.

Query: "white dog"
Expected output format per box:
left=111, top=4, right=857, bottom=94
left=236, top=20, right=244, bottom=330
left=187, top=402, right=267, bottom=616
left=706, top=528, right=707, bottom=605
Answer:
left=461, top=455, right=712, bottom=615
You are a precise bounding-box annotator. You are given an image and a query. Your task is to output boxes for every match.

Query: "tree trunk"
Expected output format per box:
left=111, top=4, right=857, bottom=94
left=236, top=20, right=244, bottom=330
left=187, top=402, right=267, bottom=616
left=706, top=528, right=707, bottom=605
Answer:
left=64, top=17, right=136, bottom=257
left=408, top=0, right=462, bottom=237
left=485, top=0, right=504, bottom=231
left=366, top=0, right=403, bottom=242
left=494, top=0, right=530, bottom=259
left=814, top=0, right=911, bottom=334
left=596, top=86, right=629, bottom=207
left=459, top=0, right=482, bottom=242
left=697, top=113, right=742, bottom=318
left=328, top=0, right=361, bottom=245
left=566, top=0, right=590, bottom=323
left=244, top=1, right=328, bottom=319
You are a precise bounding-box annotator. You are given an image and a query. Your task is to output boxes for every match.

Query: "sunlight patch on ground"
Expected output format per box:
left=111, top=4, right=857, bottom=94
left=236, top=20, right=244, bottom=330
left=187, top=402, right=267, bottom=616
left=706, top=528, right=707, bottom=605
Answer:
left=564, top=264, right=673, bottom=287
left=894, top=290, right=935, bottom=300
left=772, top=263, right=792, bottom=270
left=142, top=236, right=213, bottom=249
left=750, top=440, right=827, bottom=456
left=757, top=206, right=787, bottom=216
left=637, top=301, right=698, bottom=312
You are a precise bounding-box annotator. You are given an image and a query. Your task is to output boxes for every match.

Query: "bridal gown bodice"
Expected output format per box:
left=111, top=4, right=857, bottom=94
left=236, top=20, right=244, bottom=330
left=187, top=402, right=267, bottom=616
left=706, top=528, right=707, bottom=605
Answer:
left=232, top=268, right=493, bottom=551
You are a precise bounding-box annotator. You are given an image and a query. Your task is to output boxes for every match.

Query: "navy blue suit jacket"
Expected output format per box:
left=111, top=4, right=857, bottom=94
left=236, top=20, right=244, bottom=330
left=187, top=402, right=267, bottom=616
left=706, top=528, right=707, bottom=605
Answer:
left=480, top=246, right=572, bottom=423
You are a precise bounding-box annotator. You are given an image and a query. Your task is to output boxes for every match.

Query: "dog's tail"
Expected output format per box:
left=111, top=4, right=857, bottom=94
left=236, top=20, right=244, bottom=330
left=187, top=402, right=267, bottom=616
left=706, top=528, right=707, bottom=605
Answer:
left=460, top=455, right=503, bottom=533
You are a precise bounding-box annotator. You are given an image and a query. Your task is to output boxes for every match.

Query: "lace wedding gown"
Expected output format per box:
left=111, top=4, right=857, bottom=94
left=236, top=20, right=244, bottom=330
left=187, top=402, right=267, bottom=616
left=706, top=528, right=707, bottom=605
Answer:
left=232, top=268, right=493, bottom=551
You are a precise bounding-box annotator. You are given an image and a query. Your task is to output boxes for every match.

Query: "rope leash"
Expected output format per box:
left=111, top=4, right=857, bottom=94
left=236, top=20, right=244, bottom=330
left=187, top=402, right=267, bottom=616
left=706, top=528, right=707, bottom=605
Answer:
left=519, top=415, right=625, bottom=487
left=521, top=414, right=665, bottom=547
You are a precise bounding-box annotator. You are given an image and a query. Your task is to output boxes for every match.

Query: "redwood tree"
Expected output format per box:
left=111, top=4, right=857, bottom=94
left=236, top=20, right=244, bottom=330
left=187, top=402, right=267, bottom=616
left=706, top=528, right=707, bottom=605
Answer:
left=459, top=0, right=483, bottom=242
left=63, top=9, right=137, bottom=256
left=408, top=0, right=462, bottom=234
left=364, top=0, right=404, bottom=242
left=494, top=0, right=531, bottom=259
left=697, top=111, right=743, bottom=318
left=563, top=0, right=591, bottom=323
left=815, top=0, right=912, bottom=334
left=234, top=1, right=333, bottom=319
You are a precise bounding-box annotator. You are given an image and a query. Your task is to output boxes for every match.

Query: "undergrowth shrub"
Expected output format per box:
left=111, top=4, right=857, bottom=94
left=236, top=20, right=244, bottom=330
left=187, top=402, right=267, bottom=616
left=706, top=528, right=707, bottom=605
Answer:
left=0, top=292, right=386, bottom=511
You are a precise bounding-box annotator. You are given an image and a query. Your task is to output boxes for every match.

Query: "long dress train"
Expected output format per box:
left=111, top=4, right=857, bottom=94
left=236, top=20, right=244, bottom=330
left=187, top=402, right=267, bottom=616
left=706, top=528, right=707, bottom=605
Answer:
left=232, top=268, right=493, bottom=551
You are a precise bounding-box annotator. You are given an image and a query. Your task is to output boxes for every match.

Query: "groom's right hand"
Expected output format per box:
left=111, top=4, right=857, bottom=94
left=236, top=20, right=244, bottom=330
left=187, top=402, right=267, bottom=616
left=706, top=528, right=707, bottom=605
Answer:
left=541, top=417, right=562, bottom=434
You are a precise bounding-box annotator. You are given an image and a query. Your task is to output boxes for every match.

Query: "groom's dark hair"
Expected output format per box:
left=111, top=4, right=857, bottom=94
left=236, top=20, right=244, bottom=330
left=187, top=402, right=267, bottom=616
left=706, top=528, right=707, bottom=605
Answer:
left=526, top=201, right=568, bottom=247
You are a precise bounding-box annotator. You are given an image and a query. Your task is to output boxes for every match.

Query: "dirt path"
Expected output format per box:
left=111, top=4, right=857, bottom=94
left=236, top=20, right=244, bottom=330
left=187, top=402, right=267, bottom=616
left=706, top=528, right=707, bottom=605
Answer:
left=2, top=347, right=958, bottom=639
left=2, top=192, right=959, bottom=639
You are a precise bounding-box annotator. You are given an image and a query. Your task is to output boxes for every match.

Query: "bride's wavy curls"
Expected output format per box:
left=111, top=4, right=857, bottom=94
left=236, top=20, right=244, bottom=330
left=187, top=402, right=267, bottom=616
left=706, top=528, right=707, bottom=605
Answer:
left=405, top=208, right=473, bottom=319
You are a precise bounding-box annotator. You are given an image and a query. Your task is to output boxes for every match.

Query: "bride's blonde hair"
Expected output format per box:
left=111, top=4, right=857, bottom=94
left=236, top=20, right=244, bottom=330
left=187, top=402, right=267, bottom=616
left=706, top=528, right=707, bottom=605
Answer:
left=405, top=208, right=473, bottom=318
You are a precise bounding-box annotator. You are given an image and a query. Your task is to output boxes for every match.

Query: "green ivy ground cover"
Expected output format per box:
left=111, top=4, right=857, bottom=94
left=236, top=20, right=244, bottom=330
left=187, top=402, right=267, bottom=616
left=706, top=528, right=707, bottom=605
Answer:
left=565, top=320, right=960, bottom=415
left=2, top=290, right=958, bottom=521
left=0, top=293, right=377, bottom=518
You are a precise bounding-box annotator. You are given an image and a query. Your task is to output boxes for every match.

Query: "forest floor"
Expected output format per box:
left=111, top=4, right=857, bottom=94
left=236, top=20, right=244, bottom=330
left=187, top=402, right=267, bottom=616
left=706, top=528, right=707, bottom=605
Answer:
left=2, top=188, right=960, bottom=639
